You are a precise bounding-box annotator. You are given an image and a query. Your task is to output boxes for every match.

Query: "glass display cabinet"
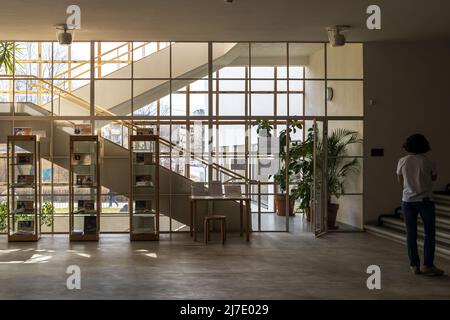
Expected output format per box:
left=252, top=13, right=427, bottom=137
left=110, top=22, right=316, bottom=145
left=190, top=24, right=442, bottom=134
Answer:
left=129, top=134, right=159, bottom=240
left=7, top=135, right=41, bottom=242
left=69, top=135, right=102, bottom=241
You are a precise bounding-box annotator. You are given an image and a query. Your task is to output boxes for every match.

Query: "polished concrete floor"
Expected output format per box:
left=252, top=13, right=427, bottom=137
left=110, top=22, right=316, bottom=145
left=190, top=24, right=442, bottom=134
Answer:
left=1, top=232, right=450, bottom=300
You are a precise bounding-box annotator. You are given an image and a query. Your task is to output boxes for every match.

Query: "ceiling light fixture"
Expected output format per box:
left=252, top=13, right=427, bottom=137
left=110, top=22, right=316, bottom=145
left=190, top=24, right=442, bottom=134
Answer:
left=55, top=24, right=75, bottom=46
left=326, top=25, right=350, bottom=47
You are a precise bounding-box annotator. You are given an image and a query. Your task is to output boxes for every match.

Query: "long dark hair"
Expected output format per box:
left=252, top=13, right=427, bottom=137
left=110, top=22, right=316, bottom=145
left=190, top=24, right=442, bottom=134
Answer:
left=403, top=134, right=431, bottom=154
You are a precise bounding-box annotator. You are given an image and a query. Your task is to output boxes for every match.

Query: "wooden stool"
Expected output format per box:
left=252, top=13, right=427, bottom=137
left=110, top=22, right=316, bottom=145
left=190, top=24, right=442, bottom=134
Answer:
left=204, top=215, right=226, bottom=244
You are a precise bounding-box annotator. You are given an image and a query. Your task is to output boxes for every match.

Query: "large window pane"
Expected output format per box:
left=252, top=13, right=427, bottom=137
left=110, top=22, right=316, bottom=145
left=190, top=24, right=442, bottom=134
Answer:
left=217, top=93, right=245, bottom=116
left=327, top=80, right=363, bottom=116
left=213, top=43, right=248, bottom=77
left=328, top=120, right=364, bottom=157
left=53, top=42, right=91, bottom=79
left=172, top=42, right=208, bottom=79
left=53, top=80, right=91, bottom=116
left=327, top=43, right=363, bottom=79
left=291, top=43, right=325, bottom=79
left=95, top=80, right=132, bottom=116
left=305, top=80, right=325, bottom=116
left=190, top=93, right=208, bottom=116
left=133, top=42, right=170, bottom=78
left=132, top=79, right=168, bottom=116
left=14, top=78, right=52, bottom=115
left=95, top=42, right=132, bottom=78
left=171, top=90, right=186, bottom=116
left=251, top=93, right=274, bottom=116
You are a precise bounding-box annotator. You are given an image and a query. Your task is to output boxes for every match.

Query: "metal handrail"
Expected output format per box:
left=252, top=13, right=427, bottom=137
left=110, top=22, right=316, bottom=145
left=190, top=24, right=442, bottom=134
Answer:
left=53, top=42, right=152, bottom=79
left=157, top=135, right=252, bottom=182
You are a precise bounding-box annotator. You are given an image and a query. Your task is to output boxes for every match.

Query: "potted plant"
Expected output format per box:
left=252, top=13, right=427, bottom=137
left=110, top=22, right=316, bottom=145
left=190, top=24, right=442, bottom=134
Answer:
left=0, top=201, right=7, bottom=233
left=255, top=120, right=304, bottom=216
left=318, top=129, right=361, bottom=229
left=0, top=41, right=21, bottom=74
left=292, top=127, right=315, bottom=221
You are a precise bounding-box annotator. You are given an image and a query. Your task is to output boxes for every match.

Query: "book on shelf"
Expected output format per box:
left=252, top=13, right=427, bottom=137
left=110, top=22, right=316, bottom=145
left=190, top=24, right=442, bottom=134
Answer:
left=135, top=152, right=154, bottom=165
left=16, top=200, right=34, bottom=213
left=134, top=200, right=153, bottom=213
left=13, top=127, right=32, bottom=136
left=16, top=174, right=34, bottom=186
left=77, top=199, right=95, bottom=213
left=76, top=174, right=94, bottom=187
left=132, top=215, right=155, bottom=233
left=17, top=220, right=34, bottom=233
left=72, top=229, right=83, bottom=236
left=16, top=153, right=33, bottom=165
left=135, top=175, right=153, bottom=187
left=74, top=124, right=92, bottom=135
left=136, top=128, right=154, bottom=136
left=84, top=216, right=97, bottom=234
left=72, top=153, right=92, bottom=165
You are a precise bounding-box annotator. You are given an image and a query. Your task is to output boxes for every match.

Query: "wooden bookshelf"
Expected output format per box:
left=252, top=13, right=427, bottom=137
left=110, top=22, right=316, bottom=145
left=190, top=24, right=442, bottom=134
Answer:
left=69, top=135, right=102, bottom=241
left=7, top=135, right=41, bottom=242
left=129, top=134, right=159, bottom=241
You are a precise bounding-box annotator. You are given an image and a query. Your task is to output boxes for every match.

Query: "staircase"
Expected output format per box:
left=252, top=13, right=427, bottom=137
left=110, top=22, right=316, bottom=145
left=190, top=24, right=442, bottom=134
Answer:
left=365, top=191, right=450, bottom=259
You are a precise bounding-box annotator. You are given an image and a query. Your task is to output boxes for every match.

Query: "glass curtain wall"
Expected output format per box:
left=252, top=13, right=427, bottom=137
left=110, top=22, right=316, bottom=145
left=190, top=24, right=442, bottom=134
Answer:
left=0, top=41, right=363, bottom=234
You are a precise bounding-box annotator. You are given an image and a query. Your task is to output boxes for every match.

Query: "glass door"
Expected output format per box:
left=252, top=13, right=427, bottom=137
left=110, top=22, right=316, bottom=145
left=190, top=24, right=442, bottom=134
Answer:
left=311, top=119, right=328, bottom=236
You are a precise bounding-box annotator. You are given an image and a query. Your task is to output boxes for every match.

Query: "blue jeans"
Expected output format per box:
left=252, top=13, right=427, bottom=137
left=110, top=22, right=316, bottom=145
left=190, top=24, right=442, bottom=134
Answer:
left=402, top=199, right=436, bottom=267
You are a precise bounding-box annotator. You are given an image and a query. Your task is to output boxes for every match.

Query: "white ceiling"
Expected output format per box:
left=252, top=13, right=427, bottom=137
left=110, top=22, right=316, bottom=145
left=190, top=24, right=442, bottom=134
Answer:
left=1, top=0, right=449, bottom=42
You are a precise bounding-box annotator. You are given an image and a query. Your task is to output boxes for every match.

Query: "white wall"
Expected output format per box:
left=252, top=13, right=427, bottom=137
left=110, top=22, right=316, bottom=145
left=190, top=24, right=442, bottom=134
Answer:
left=364, top=42, right=450, bottom=224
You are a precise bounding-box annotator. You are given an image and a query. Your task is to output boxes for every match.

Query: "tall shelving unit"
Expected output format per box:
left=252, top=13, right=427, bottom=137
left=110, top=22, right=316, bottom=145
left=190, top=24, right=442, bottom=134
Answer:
left=69, top=135, right=102, bottom=241
left=7, top=135, right=41, bottom=242
left=129, top=134, right=159, bottom=241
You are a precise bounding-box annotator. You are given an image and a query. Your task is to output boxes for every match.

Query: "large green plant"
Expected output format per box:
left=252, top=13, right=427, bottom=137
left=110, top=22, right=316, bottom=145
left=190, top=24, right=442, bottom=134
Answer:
left=0, top=42, right=21, bottom=74
left=41, top=202, right=54, bottom=227
left=0, top=201, right=7, bottom=232
left=318, top=129, right=361, bottom=201
left=291, top=127, right=315, bottom=210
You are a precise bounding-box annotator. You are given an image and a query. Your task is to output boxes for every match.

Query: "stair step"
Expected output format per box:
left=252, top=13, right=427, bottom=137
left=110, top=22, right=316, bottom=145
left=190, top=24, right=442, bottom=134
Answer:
left=381, top=217, right=450, bottom=246
left=435, top=204, right=450, bottom=216
left=381, top=214, right=450, bottom=234
left=395, top=209, right=450, bottom=227
left=434, top=192, right=450, bottom=201
left=434, top=194, right=450, bottom=206
left=365, top=225, right=450, bottom=259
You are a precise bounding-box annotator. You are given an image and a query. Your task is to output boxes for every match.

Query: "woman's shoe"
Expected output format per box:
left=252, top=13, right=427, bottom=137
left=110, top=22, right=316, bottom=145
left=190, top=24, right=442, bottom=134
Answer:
left=421, top=266, right=444, bottom=276
left=410, top=266, right=421, bottom=275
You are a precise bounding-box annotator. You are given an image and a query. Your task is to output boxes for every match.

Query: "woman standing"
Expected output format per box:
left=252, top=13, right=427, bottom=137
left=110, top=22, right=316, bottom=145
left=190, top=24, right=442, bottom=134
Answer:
left=396, top=134, right=444, bottom=276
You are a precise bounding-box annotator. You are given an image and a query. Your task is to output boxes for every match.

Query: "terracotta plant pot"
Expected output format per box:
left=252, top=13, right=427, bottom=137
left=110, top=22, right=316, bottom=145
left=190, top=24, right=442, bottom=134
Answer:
left=327, top=203, right=339, bottom=230
left=274, top=194, right=295, bottom=216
